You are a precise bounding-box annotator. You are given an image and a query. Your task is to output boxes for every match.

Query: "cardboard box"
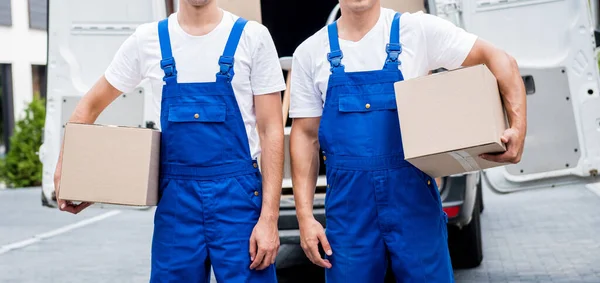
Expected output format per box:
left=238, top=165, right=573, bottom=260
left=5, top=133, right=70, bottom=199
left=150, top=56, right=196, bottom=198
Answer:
left=58, top=123, right=160, bottom=206
left=381, top=0, right=425, bottom=13
left=394, top=64, right=508, bottom=177
left=218, top=0, right=262, bottom=23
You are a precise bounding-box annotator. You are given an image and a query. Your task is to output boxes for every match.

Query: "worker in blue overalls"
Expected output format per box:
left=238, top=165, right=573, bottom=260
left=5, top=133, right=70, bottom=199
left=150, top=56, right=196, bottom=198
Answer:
left=289, top=0, right=526, bottom=282
left=54, top=1, right=286, bottom=282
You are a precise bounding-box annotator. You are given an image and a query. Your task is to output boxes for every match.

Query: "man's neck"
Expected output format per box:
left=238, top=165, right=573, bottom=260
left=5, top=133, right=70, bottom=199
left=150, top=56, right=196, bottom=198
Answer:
left=177, top=1, right=222, bottom=36
left=337, top=5, right=381, bottom=42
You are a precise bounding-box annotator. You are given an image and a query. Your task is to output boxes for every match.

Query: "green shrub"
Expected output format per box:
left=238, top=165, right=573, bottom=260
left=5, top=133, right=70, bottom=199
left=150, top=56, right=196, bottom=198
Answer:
left=0, top=97, right=46, bottom=188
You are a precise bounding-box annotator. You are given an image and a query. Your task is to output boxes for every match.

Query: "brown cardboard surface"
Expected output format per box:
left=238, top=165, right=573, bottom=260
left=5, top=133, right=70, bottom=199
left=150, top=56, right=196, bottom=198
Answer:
left=218, top=0, right=262, bottom=23
left=381, top=0, right=425, bottom=13
left=394, top=64, right=508, bottom=177
left=409, top=143, right=508, bottom=178
left=59, top=123, right=160, bottom=206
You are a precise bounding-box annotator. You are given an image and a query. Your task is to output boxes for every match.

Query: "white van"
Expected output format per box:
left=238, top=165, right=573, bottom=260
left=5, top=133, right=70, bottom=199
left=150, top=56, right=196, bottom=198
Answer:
left=40, top=0, right=600, bottom=273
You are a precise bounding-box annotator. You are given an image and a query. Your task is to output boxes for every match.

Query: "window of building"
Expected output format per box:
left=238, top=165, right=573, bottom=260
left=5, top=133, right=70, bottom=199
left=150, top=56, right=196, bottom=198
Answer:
left=0, top=64, right=14, bottom=157
left=29, top=0, right=48, bottom=30
left=0, top=0, right=12, bottom=27
left=32, top=65, right=47, bottom=100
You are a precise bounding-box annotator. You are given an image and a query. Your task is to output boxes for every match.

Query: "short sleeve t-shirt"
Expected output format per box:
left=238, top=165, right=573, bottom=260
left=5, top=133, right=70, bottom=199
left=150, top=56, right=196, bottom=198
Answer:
left=104, top=10, right=286, bottom=159
left=289, top=8, right=478, bottom=118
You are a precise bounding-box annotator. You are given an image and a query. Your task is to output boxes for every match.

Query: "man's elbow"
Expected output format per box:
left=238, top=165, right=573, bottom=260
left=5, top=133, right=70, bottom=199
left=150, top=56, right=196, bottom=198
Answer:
left=506, top=53, right=519, bottom=73
left=259, top=121, right=284, bottom=143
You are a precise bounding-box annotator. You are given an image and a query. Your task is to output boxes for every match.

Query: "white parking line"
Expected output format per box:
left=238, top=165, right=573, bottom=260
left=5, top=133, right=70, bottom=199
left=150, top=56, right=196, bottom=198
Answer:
left=586, top=182, right=600, bottom=197
left=0, top=210, right=121, bottom=255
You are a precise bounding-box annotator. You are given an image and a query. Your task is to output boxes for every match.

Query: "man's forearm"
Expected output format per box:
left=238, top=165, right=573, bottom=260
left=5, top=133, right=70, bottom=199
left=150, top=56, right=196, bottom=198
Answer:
left=485, top=52, right=526, bottom=132
left=290, top=123, right=320, bottom=222
left=464, top=41, right=527, bottom=132
left=69, top=97, right=99, bottom=124
left=69, top=76, right=122, bottom=124
left=258, top=126, right=284, bottom=221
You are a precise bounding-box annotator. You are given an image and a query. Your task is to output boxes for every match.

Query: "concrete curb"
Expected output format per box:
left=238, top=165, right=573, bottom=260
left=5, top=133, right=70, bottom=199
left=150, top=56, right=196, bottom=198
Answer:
left=0, top=186, right=40, bottom=191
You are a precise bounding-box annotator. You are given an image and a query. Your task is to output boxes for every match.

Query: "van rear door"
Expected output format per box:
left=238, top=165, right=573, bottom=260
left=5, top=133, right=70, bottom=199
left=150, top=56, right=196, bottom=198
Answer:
left=453, top=0, right=600, bottom=192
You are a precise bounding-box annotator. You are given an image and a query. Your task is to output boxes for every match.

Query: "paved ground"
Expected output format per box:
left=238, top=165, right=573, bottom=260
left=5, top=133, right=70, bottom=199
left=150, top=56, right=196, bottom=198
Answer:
left=1, top=182, right=600, bottom=282
left=454, top=182, right=600, bottom=283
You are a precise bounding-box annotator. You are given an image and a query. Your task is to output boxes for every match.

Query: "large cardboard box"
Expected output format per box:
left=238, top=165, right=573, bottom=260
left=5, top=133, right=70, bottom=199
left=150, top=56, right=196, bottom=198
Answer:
left=394, top=64, right=508, bottom=178
left=381, top=0, right=425, bottom=13
left=218, top=0, right=262, bottom=23
left=58, top=123, right=160, bottom=206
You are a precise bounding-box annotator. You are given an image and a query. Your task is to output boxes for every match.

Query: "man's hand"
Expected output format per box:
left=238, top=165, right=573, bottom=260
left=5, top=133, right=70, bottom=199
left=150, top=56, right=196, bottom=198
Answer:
left=480, top=127, right=524, bottom=164
left=249, top=216, right=280, bottom=270
left=299, top=217, right=332, bottom=269
left=54, top=159, right=93, bottom=214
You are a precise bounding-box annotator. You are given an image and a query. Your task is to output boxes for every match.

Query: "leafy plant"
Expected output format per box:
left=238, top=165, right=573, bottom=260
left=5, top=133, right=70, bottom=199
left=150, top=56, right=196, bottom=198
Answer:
left=0, top=97, right=46, bottom=188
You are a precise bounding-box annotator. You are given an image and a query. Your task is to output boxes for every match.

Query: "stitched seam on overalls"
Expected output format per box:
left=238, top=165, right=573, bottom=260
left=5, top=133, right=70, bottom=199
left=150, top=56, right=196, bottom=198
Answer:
left=369, top=171, right=387, bottom=238
left=167, top=179, right=179, bottom=282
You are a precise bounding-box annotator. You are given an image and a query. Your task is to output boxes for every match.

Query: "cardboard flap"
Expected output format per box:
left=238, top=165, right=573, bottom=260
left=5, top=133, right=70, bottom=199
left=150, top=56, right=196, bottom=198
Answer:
left=218, top=0, right=262, bottom=23
left=381, top=0, right=425, bottom=13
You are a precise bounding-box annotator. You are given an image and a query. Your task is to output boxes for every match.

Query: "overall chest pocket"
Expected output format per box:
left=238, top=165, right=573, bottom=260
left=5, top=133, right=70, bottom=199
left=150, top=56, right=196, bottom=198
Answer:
left=329, top=94, right=400, bottom=156
left=338, top=94, right=398, bottom=113
left=165, top=103, right=229, bottom=166
left=168, top=103, right=226, bottom=123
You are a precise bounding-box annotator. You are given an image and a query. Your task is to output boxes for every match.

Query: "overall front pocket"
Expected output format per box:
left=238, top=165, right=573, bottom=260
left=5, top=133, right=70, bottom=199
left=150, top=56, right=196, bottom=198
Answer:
left=164, top=103, right=229, bottom=166
left=409, top=165, right=442, bottom=209
left=232, top=172, right=263, bottom=212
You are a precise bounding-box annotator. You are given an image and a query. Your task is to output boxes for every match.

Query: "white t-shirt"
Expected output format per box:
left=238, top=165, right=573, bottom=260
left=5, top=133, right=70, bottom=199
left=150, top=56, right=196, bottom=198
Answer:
left=105, top=11, right=286, bottom=159
left=289, top=8, right=478, bottom=118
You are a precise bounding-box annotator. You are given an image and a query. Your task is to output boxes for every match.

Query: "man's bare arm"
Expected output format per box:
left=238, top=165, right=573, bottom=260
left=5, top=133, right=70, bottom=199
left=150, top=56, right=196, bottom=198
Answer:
left=462, top=39, right=527, bottom=163
left=55, top=76, right=122, bottom=213
left=249, top=92, right=284, bottom=270
left=254, top=92, right=284, bottom=220
left=290, top=117, right=332, bottom=268
left=290, top=117, right=320, bottom=221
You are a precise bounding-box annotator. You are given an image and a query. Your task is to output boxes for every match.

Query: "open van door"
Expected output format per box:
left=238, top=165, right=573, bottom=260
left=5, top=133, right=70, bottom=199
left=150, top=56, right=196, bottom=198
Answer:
left=437, top=0, right=600, bottom=193
left=40, top=0, right=167, bottom=207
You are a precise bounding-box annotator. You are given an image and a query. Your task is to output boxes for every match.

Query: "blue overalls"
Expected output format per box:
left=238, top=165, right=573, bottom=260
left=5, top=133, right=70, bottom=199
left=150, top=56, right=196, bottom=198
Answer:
left=319, top=13, right=454, bottom=282
left=150, top=17, right=277, bottom=283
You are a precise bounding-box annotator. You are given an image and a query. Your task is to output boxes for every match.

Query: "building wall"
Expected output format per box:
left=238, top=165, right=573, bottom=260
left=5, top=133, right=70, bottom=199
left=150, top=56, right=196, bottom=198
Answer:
left=0, top=0, right=47, bottom=121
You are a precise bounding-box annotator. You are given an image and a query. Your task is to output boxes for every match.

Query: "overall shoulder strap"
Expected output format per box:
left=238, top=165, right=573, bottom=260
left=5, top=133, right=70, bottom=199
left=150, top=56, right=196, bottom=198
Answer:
left=217, top=17, right=249, bottom=81
left=327, top=22, right=345, bottom=74
left=384, top=12, right=402, bottom=70
left=158, top=18, right=177, bottom=84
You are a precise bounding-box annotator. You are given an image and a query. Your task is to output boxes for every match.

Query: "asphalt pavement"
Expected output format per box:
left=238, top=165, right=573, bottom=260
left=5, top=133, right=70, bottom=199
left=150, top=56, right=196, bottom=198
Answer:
left=1, top=182, right=600, bottom=283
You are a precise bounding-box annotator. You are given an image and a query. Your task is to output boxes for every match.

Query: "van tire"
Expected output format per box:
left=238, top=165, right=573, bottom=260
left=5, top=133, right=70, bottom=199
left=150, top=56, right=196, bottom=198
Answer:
left=448, top=190, right=483, bottom=269
left=41, top=190, right=57, bottom=208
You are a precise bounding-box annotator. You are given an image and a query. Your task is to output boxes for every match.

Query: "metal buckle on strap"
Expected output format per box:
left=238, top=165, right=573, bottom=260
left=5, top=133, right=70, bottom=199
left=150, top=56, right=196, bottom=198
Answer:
left=160, top=58, right=177, bottom=79
left=386, top=43, right=402, bottom=62
left=327, top=51, right=344, bottom=72
left=218, top=56, right=234, bottom=76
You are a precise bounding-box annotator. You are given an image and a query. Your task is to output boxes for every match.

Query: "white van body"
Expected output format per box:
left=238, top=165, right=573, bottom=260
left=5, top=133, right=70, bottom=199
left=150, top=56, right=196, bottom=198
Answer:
left=435, top=0, right=600, bottom=193
left=41, top=0, right=600, bottom=204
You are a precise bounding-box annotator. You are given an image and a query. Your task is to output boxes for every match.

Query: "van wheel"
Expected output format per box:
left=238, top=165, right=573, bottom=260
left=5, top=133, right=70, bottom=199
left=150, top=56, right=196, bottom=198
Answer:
left=448, top=191, right=483, bottom=269
left=41, top=190, right=56, bottom=208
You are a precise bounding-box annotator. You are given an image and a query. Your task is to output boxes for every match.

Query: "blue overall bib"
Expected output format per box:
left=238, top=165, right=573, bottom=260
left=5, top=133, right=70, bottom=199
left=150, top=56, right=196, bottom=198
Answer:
left=150, top=17, right=277, bottom=283
left=319, top=13, right=454, bottom=282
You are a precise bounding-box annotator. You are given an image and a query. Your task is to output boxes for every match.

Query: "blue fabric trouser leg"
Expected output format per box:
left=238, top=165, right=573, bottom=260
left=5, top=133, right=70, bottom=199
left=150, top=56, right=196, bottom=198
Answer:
left=324, top=166, right=454, bottom=283
left=150, top=173, right=277, bottom=283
